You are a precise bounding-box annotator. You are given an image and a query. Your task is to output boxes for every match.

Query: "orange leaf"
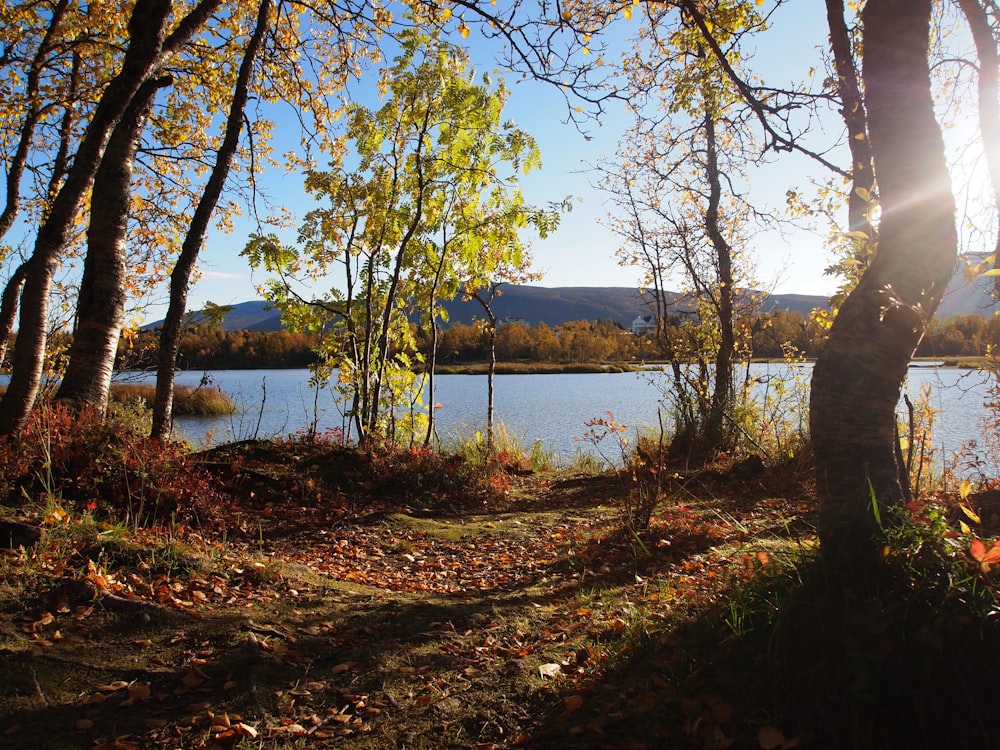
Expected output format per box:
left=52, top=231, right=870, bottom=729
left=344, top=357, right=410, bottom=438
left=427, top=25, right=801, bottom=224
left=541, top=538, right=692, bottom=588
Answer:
left=971, top=538, right=1000, bottom=564
left=983, top=542, right=1000, bottom=564
left=971, top=538, right=988, bottom=562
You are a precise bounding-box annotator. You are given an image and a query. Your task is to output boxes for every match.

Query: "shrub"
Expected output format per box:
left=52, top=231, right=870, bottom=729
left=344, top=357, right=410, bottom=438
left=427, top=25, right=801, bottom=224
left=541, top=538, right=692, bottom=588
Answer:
left=0, top=399, right=232, bottom=531
left=359, top=437, right=524, bottom=510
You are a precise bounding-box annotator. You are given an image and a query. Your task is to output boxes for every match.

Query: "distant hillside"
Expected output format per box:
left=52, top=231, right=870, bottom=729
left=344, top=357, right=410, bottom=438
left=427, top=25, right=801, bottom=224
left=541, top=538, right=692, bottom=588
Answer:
left=437, top=286, right=831, bottom=327
left=936, top=254, right=1000, bottom=319
left=442, top=286, right=657, bottom=328
left=148, top=286, right=833, bottom=333
left=150, top=264, right=1000, bottom=334
left=144, top=300, right=284, bottom=332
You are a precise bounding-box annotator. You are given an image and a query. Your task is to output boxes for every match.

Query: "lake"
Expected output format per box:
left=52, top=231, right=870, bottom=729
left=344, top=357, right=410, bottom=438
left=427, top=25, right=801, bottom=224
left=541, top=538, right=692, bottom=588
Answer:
left=114, top=363, right=997, bottom=474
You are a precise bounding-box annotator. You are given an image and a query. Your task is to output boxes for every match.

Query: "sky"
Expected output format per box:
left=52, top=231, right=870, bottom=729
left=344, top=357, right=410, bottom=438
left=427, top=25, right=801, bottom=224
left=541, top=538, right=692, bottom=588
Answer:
left=168, top=2, right=984, bottom=318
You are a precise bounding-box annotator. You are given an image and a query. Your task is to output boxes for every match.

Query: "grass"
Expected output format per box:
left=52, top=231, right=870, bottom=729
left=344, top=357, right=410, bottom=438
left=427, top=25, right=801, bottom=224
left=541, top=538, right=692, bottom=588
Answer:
left=0, top=383, right=236, bottom=416
left=442, top=420, right=618, bottom=474
left=936, top=355, right=990, bottom=368
left=109, top=383, right=236, bottom=416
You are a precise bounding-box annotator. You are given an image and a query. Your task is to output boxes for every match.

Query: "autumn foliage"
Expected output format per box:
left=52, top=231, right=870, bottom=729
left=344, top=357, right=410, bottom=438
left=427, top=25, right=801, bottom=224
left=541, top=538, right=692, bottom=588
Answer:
left=0, top=400, right=231, bottom=529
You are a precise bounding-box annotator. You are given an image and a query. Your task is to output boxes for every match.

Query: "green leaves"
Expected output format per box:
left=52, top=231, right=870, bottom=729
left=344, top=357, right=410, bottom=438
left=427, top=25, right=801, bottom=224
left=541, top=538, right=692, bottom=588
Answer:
left=244, top=28, right=564, bottom=443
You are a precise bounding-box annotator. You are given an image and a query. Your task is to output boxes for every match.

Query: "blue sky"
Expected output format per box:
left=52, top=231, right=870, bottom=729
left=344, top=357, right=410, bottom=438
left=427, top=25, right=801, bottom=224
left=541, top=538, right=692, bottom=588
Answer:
left=181, top=2, right=985, bottom=317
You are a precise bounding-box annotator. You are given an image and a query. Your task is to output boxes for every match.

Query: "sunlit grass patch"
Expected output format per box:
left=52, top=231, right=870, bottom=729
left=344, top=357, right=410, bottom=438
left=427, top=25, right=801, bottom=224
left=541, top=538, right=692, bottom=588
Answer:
left=446, top=420, right=556, bottom=473
left=109, top=383, right=236, bottom=416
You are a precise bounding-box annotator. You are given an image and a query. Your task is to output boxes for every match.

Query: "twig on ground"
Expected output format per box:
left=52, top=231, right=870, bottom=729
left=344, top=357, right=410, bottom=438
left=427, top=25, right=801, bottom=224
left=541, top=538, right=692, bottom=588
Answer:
left=27, top=664, right=47, bottom=705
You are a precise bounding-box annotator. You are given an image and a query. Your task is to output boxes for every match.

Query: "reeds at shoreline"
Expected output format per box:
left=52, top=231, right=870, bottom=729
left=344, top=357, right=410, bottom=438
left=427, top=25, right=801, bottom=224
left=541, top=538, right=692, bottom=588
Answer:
left=109, top=383, right=236, bottom=416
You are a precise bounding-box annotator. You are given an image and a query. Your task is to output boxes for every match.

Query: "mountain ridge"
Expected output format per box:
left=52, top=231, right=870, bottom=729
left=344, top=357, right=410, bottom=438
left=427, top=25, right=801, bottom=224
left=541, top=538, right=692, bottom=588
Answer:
left=154, top=286, right=829, bottom=332
left=153, top=275, right=997, bottom=333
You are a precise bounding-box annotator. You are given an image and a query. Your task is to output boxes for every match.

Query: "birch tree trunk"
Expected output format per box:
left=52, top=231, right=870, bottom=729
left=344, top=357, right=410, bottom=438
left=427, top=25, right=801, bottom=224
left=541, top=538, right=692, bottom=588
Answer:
left=151, top=0, right=272, bottom=441
left=56, top=75, right=171, bottom=411
left=810, top=0, right=957, bottom=578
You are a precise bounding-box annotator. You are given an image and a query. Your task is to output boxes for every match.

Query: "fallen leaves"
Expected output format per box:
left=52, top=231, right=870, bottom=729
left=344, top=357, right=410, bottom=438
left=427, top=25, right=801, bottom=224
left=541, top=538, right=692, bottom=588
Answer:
left=538, top=662, right=562, bottom=679
left=0, top=447, right=829, bottom=750
left=274, top=523, right=562, bottom=595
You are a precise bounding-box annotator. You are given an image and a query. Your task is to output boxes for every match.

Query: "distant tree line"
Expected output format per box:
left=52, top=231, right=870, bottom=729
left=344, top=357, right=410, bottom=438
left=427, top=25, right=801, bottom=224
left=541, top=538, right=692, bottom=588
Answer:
left=430, top=310, right=825, bottom=363
left=915, top=313, right=1000, bottom=357
left=118, top=327, right=319, bottom=371
left=96, top=309, right=998, bottom=372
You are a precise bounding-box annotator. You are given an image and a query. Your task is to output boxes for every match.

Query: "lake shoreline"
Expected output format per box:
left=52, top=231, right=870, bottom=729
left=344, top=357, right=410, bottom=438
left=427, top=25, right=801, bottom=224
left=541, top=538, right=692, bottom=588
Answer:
left=168, top=355, right=982, bottom=376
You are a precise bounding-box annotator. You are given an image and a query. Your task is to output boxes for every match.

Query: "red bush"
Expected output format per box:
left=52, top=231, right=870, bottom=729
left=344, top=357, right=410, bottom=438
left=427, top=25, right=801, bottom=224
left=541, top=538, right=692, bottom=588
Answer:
left=0, top=400, right=232, bottom=531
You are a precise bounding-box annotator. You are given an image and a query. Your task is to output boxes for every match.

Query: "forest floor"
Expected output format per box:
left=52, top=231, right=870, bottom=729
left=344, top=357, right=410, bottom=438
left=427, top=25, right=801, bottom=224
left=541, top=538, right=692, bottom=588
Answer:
left=0, top=438, right=975, bottom=749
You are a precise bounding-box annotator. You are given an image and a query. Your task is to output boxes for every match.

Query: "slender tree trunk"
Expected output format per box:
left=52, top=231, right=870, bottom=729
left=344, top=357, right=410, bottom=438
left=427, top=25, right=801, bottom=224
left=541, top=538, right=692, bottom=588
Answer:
left=422, top=242, right=451, bottom=448
left=57, top=75, right=171, bottom=411
left=955, top=0, right=1000, bottom=293
left=472, top=287, right=500, bottom=451
left=0, top=263, right=27, bottom=369
left=811, top=0, right=957, bottom=578
left=703, top=109, right=735, bottom=450
left=825, top=0, right=875, bottom=242
left=151, top=0, right=272, bottom=441
left=0, top=0, right=70, bottom=243
left=342, top=217, right=364, bottom=444
left=359, top=253, right=377, bottom=442
left=0, top=0, right=172, bottom=436
left=48, top=51, right=82, bottom=204
left=368, top=109, right=431, bottom=438
left=486, top=319, right=497, bottom=450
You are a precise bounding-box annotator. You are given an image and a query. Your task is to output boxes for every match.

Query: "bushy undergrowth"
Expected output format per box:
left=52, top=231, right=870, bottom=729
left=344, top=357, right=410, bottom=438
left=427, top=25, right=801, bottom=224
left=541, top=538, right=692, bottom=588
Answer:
left=359, top=436, right=531, bottom=510
left=0, top=400, right=231, bottom=530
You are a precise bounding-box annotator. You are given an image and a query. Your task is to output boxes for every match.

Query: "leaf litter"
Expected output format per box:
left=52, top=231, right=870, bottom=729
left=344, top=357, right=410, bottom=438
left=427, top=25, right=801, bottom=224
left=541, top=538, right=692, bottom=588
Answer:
left=0, top=440, right=816, bottom=749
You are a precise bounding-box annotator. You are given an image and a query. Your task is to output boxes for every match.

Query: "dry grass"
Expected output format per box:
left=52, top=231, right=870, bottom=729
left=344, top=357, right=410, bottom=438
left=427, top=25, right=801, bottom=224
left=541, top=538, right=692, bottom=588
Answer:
left=109, top=383, right=236, bottom=416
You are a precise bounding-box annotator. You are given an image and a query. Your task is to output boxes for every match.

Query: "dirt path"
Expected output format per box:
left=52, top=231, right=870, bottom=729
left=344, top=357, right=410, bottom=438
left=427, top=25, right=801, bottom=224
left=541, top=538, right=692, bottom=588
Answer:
left=0, top=447, right=813, bottom=749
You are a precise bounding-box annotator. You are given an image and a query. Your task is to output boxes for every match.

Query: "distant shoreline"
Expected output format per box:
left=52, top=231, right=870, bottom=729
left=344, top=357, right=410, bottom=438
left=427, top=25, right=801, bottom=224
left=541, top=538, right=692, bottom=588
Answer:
left=3, top=356, right=981, bottom=383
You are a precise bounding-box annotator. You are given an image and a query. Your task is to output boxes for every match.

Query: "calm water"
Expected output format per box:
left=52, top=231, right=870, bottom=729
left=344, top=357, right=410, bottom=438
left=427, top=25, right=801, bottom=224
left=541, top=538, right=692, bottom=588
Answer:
left=107, top=363, right=996, bottom=472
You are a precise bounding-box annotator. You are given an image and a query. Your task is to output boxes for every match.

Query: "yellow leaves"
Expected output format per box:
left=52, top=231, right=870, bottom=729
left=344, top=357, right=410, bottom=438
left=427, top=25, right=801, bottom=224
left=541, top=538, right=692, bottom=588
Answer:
left=458, top=22, right=470, bottom=39
left=86, top=560, right=112, bottom=592
left=960, top=478, right=973, bottom=502
left=960, top=482, right=981, bottom=533
left=44, top=506, right=70, bottom=525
